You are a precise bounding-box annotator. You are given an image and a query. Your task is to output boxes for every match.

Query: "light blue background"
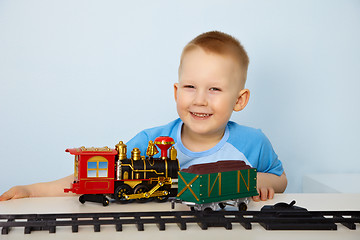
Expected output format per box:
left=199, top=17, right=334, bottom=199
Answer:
left=1, top=0, right=359, bottom=195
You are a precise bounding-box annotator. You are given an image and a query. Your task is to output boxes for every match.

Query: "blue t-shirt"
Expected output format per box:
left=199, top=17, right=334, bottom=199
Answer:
left=125, top=118, right=284, bottom=176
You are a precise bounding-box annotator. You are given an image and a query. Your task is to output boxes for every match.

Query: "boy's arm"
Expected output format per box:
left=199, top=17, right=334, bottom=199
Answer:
left=0, top=174, right=75, bottom=201
left=252, top=172, right=287, bottom=201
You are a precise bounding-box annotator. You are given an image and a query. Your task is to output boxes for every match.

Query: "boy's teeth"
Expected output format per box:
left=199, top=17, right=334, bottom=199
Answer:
left=192, top=113, right=211, bottom=117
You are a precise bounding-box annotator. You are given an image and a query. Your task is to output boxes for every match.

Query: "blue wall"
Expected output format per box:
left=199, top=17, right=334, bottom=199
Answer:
left=0, top=0, right=359, bottom=194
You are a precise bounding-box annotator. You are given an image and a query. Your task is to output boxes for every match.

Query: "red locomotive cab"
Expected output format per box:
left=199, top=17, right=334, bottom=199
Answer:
left=64, top=146, right=117, bottom=195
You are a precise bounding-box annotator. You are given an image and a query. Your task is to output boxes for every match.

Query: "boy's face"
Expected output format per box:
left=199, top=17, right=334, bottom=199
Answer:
left=174, top=47, right=247, bottom=138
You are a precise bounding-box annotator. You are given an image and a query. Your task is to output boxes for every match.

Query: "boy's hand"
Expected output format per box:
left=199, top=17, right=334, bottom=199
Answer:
left=0, top=186, right=31, bottom=201
left=253, top=172, right=287, bottom=201
left=252, top=186, right=275, bottom=201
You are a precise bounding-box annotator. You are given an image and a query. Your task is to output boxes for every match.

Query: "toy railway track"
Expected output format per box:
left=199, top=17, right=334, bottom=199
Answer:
left=1, top=209, right=359, bottom=234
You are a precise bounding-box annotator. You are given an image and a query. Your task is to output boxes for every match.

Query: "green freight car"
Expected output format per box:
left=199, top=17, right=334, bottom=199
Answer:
left=176, top=160, right=258, bottom=211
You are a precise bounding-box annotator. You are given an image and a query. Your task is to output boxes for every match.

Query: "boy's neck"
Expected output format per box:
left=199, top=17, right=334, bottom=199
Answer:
left=181, top=125, right=225, bottom=152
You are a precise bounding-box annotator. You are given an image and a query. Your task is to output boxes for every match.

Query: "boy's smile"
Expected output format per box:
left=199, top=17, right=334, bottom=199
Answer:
left=190, top=112, right=212, bottom=118
left=174, top=47, right=249, bottom=143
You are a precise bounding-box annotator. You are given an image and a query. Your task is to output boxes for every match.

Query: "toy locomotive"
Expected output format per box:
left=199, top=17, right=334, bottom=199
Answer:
left=64, top=136, right=258, bottom=210
left=64, top=136, right=179, bottom=206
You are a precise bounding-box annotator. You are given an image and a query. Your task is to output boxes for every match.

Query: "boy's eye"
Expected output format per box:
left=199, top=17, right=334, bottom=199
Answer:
left=210, top=87, right=221, bottom=91
left=184, top=85, right=195, bottom=89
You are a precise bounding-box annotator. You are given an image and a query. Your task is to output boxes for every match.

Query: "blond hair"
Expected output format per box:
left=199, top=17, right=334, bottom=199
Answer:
left=179, top=31, right=249, bottom=86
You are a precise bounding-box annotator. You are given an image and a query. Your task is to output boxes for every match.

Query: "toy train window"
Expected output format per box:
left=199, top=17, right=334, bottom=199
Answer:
left=87, top=156, right=108, bottom=178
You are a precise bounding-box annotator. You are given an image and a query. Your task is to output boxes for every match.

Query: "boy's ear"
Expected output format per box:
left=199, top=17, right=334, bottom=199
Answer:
left=233, top=89, right=250, bottom=112
left=174, top=83, right=179, bottom=101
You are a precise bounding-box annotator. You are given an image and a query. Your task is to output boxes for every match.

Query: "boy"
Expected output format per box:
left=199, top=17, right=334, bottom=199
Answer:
left=0, top=31, right=287, bottom=202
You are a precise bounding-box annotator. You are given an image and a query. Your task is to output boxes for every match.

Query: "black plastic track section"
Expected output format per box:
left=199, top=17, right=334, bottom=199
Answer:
left=1, top=210, right=359, bottom=234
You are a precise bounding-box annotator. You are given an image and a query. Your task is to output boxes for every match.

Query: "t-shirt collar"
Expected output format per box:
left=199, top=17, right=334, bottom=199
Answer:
left=176, top=120, right=230, bottom=158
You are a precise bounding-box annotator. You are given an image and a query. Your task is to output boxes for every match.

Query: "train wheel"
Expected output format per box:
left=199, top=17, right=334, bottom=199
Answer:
left=204, top=207, right=213, bottom=212
left=218, top=202, right=226, bottom=209
left=238, top=202, right=247, bottom=211
left=134, top=184, right=149, bottom=203
left=102, top=196, right=110, bottom=206
left=79, top=195, right=85, bottom=204
left=155, top=186, right=170, bottom=202
left=115, top=184, right=132, bottom=203
left=155, top=195, right=169, bottom=202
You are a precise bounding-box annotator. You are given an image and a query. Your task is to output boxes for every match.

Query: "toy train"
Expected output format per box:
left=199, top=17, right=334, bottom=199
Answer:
left=64, top=136, right=258, bottom=210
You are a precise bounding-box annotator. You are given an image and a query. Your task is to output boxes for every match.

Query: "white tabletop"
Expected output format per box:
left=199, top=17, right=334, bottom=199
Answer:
left=0, top=193, right=359, bottom=239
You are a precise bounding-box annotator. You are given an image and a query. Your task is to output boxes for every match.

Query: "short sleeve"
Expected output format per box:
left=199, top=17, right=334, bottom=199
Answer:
left=227, top=122, right=284, bottom=176
left=256, top=131, right=284, bottom=176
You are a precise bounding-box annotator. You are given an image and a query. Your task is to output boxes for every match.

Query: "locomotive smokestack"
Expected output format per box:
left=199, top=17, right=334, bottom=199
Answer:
left=154, top=136, right=175, bottom=159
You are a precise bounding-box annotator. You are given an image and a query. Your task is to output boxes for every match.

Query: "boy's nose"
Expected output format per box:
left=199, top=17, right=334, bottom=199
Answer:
left=193, top=90, right=208, bottom=106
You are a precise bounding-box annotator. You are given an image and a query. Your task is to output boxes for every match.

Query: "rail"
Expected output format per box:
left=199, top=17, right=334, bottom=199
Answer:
left=1, top=209, right=359, bottom=234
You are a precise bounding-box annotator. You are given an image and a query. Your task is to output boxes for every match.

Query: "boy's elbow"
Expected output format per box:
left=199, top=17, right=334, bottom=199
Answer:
left=277, top=172, right=287, bottom=193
